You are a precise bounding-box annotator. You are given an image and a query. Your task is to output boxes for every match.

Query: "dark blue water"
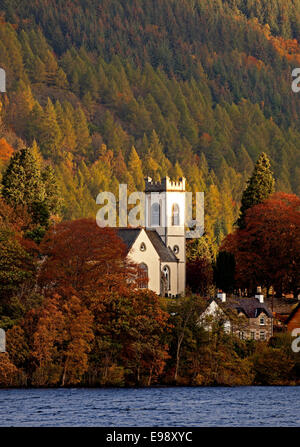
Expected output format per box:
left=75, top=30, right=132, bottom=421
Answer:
left=0, top=387, right=299, bottom=426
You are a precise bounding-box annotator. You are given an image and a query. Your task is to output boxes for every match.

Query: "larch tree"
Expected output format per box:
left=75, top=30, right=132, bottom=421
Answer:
left=222, top=193, right=300, bottom=296
left=128, top=146, right=144, bottom=191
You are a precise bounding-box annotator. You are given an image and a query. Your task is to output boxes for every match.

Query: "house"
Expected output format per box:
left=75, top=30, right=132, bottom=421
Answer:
left=199, top=291, right=273, bottom=341
left=117, top=176, right=186, bottom=297
left=264, top=295, right=299, bottom=331
left=285, top=302, right=300, bottom=333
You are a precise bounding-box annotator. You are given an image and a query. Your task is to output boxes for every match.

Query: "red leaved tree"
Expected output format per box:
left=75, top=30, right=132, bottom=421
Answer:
left=38, top=218, right=138, bottom=297
left=222, top=193, right=300, bottom=296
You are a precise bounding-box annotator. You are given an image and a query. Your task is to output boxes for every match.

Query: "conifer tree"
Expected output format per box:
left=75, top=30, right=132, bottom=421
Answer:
left=74, top=107, right=92, bottom=156
left=1, top=148, right=45, bottom=208
left=236, top=152, right=275, bottom=228
left=40, top=98, right=62, bottom=159
left=128, top=146, right=144, bottom=190
left=41, top=165, right=63, bottom=216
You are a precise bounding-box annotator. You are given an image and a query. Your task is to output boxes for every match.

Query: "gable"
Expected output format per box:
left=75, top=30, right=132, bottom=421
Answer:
left=286, top=303, right=300, bottom=324
left=117, top=228, right=142, bottom=252
left=145, top=230, right=178, bottom=262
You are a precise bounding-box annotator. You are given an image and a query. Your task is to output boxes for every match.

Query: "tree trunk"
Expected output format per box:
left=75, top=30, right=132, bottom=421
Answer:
left=174, top=335, right=184, bottom=382
left=147, top=366, right=153, bottom=387
left=61, top=360, right=68, bottom=387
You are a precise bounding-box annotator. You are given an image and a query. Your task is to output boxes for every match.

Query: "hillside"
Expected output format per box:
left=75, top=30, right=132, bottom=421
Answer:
left=0, top=0, right=300, bottom=248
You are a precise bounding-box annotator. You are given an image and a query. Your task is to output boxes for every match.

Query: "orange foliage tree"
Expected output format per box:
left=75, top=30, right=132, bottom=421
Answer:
left=222, top=193, right=300, bottom=295
left=0, top=138, right=14, bottom=163
left=21, top=292, right=94, bottom=387
left=38, top=218, right=138, bottom=297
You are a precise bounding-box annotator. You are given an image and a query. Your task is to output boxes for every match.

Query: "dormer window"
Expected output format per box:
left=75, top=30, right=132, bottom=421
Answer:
left=172, top=203, right=180, bottom=226
left=260, top=316, right=265, bottom=325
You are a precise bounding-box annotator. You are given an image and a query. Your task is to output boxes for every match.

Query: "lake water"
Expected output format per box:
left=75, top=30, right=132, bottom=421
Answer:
left=0, top=386, right=299, bottom=427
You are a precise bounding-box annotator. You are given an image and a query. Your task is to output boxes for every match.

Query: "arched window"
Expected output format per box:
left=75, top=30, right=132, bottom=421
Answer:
left=172, top=203, right=180, bottom=226
left=139, top=263, right=148, bottom=289
left=151, top=203, right=160, bottom=227
left=162, top=265, right=170, bottom=291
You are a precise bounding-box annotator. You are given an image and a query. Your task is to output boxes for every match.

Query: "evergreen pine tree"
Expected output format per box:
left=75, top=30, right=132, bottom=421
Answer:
left=236, top=152, right=275, bottom=228
left=2, top=147, right=45, bottom=207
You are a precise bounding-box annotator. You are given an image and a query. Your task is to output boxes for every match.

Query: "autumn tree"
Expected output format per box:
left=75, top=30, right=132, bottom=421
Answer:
left=186, top=238, right=214, bottom=295
left=167, top=295, right=206, bottom=382
left=222, top=192, right=300, bottom=296
left=29, top=292, right=94, bottom=386
left=38, top=218, right=137, bottom=296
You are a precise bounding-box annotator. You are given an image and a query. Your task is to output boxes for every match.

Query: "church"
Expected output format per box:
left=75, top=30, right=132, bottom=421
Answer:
left=117, top=176, right=186, bottom=297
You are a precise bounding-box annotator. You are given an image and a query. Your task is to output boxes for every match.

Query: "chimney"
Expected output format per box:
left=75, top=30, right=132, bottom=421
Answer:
left=217, top=290, right=226, bottom=303
left=255, top=286, right=264, bottom=303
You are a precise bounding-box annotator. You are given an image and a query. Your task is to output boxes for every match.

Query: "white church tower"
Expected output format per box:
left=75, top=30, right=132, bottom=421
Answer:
left=144, top=176, right=186, bottom=296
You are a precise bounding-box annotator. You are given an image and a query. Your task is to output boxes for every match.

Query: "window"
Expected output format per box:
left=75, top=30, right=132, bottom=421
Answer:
left=260, top=331, right=266, bottom=341
left=139, top=263, right=148, bottom=289
left=140, top=242, right=146, bottom=252
left=173, top=245, right=179, bottom=255
left=151, top=203, right=160, bottom=227
left=239, top=331, right=245, bottom=340
left=251, top=332, right=255, bottom=340
left=260, top=316, right=265, bottom=325
left=162, top=265, right=170, bottom=291
left=172, top=203, right=180, bottom=226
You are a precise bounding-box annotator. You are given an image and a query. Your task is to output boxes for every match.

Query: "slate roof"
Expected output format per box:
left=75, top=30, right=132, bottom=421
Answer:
left=117, top=228, right=141, bottom=250
left=264, top=296, right=299, bottom=315
left=216, top=297, right=273, bottom=318
left=116, top=228, right=178, bottom=263
left=145, top=229, right=178, bottom=262
left=285, top=302, right=300, bottom=324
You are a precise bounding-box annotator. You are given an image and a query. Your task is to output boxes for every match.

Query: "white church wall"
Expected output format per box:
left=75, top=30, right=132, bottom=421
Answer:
left=161, top=261, right=178, bottom=297
left=127, top=230, right=161, bottom=295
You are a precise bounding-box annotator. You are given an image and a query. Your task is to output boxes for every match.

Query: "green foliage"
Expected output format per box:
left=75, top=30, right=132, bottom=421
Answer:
left=1, top=147, right=62, bottom=241
left=2, top=148, right=45, bottom=208
left=0, top=2, right=300, bottom=242
left=237, top=152, right=275, bottom=228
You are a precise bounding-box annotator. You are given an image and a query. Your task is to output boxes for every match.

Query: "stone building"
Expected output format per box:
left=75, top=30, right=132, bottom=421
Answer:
left=117, top=176, right=186, bottom=297
left=285, top=302, right=300, bottom=333
left=199, top=291, right=273, bottom=341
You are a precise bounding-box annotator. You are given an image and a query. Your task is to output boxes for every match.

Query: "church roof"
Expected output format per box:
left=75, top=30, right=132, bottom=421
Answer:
left=145, top=229, right=178, bottom=262
left=116, top=228, right=141, bottom=250
left=116, top=227, right=178, bottom=263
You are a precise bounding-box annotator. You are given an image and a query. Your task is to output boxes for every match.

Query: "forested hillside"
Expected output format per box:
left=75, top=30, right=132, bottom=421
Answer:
left=1, top=0, right=300, bottom=249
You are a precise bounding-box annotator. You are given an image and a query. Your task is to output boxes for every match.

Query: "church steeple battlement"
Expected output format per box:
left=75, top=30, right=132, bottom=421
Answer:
left=145, top=176, right=186, bottom=193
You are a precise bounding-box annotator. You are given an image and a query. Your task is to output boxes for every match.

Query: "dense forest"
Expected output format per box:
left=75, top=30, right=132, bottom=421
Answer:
left=0, top=0, right=300, bottom=250
left=0, top=0, right=300, bottom=387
